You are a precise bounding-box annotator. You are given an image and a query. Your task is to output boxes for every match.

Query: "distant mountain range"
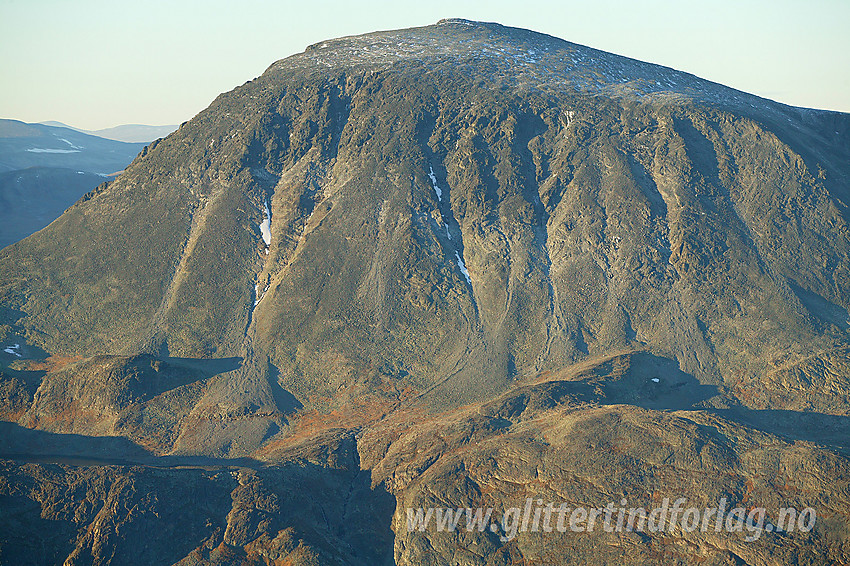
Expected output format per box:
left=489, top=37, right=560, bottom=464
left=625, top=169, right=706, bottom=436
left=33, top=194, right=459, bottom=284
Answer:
left=0, top=119, right=156, bottom=248
left=39, top=121, right=178, bottom=143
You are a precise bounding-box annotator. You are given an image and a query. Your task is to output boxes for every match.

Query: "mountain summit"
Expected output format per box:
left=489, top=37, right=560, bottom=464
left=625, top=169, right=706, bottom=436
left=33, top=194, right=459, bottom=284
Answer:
left=294, top=18, right=797, bottom=111
left=1, top=20, right=849, bottom=565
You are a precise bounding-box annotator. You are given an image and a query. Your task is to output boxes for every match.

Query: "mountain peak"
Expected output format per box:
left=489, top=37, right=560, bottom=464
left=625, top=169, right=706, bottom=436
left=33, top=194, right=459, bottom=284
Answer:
left=436, top=17, right=481, bottom=25
left=283, top=20, right=818, bottom=120
left=2, top=18, right=849, bottom=564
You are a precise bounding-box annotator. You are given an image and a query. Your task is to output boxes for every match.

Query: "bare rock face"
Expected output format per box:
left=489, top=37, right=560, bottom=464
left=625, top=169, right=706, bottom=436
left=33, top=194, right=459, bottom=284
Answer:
left=1, top=19, right=849, bottom=565
left=0, top=459, right=395, bottom=566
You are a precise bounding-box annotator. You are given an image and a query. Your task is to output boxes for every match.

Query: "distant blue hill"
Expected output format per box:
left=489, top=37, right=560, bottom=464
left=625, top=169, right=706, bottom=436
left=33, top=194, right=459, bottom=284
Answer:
left=0, top=119, right=157, bottom=247
left=39, top=121, right=178, bottom=143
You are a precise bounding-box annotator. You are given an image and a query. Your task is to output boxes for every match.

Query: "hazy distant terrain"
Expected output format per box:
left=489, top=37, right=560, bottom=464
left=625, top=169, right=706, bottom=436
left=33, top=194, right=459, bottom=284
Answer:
left=1, top=20, right=848, bottom=565
left=0, top=119, right=147, bottom=248
left=41, top=121, right=179, bottom=143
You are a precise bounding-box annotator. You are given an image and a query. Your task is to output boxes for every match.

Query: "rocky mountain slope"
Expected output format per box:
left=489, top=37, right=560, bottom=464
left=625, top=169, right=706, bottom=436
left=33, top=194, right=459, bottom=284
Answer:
left=1, top=19, right=849, bottom=565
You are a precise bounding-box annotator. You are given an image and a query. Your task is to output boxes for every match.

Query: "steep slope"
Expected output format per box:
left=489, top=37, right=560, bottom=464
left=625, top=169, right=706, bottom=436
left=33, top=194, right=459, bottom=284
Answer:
left=0, top=19, right=849, bottom=564
left=3, top=21, right=849, bottom=412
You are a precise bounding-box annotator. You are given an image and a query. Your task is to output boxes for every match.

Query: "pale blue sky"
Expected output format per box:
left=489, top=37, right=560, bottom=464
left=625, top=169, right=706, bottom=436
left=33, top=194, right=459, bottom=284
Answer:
left=2, top=0, right=848, bottom=130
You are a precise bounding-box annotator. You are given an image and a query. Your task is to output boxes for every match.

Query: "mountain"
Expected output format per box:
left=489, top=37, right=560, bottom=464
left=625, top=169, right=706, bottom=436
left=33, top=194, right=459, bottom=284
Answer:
left=0, top=119, right=146, bottom=173
left=40, top=121, right=179, bottom=143
left=89, top=124, right=179, bottom=143
left=0, top=120, right=147, bottom=248
left=1, top=19, right=849, bottom=565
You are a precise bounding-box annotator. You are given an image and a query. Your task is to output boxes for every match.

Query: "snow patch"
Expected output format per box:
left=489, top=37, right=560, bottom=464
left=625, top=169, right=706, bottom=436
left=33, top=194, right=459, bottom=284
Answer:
left=439, top=18, right=475, bottom=26
left=259, top=200, right=272, bottom=247
left=3, top=344, right=21, bottom=357
left=26, top=148, right=80, bottom=154
left=57, top=138, right=83, bottom=149
left=427, top=166, right=442, bottom=202
left=254, top=283, right=270, bottom=306
left=454, top=251, right=471, bottom=284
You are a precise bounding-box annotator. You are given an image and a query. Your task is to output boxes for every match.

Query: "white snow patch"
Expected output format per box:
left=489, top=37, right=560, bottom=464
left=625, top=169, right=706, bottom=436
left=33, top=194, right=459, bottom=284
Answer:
left=26, top=148, right=80, bottom=154
left=454, top=251, right=471, bottom=284
left=57, top=138, right=83, bottom=149
left=259, top=200, right=272, bottom=246
left=439, top=19, right=474, bottom=26
left=254, top=283, right=270, bottom=306
left=4, top=344, right=21, bottom=357
left=428, top=166, right=442, bottom=202
left=446, top=225, right=452, bottom=240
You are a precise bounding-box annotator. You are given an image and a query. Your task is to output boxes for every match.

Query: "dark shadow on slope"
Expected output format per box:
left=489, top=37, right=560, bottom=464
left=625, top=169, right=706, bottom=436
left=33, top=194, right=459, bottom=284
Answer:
left=756, top=110, right=850, bottom=214
left=160, top=355, right=243, bottom=376
left=589, top=352, right=720, bottom=411
left=0, top=330, right=50, bottom=367
left=0, top=488, right=79, bottom=565
left=483, top=353, right=720, bottom=420
left=673, top=117, right=722, bottom=188
left=267, top=362, right=304, bottom=415
left=317, top=466, right=397, bottom=565
left=2, top=349, right=243, bottom=404
left=590, top=353, right=850, bottom=454
left=0, top=421, right=263, bottom=469
left=711, top=406, right=850, bottom=455
left=0, top=307, right=27, bottom=327
left=514, top=110, right=549, bottom=228
left=788, top=281, right=850, bottom=330
left=626, top=152, right=667, bottom=218
left=100, top=354, right=243, bottom=401
left=0, top=450, right=396, bottom=566
left=0, top=363, right=47, bottom=398
left=487, top=352, right=850, bottom=457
